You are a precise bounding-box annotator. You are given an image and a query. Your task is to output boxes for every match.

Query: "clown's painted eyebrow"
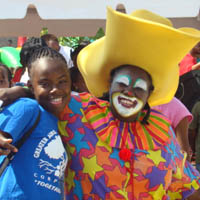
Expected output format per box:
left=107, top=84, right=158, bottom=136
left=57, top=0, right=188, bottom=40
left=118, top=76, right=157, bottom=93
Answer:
left=133, top=78, right=148, bottom=91
left=115, top=75, right=131, bottom=86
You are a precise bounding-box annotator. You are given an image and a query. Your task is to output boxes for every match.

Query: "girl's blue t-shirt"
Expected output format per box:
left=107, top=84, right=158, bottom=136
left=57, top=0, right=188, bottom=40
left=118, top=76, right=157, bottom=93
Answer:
left=0, top=98, right=67, bottom=200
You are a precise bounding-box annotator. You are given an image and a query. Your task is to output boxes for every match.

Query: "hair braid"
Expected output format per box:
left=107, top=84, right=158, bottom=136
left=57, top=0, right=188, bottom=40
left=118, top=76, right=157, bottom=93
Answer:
left=20, top=37, right=47, bottom=67
left=141, top=103, right=151, bottom=125
left=27, top=46, right=67, bottom=73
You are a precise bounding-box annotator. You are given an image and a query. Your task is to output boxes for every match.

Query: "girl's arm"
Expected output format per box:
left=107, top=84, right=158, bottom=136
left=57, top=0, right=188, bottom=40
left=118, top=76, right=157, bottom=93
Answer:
left=191, top=62, right=200, bottom=71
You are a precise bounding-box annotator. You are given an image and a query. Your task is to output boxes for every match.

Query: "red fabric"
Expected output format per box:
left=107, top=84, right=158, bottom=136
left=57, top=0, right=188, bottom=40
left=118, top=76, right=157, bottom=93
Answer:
left=179, top=54, right=197, bottom=76
left=17, top=37, right=27, bottom=47
left=12, top=68, right=23, bottom=83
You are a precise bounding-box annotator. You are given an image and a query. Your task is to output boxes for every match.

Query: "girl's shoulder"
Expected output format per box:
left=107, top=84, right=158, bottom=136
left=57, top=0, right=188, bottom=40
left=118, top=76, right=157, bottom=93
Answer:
left=3, top=98, right=39, bottom=115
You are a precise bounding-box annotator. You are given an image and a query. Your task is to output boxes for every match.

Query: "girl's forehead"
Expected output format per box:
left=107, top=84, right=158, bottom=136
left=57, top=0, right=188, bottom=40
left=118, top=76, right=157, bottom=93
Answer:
left=32, top=57, right=68, bottom=71
left=33, top=57, right=54, bottom=65
left=30, top=57, right=69, bottom=79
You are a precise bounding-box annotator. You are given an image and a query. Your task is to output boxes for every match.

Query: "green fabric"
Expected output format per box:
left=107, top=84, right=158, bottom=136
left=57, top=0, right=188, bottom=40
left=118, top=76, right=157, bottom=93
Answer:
left=0, top=47, right=22, bottom=68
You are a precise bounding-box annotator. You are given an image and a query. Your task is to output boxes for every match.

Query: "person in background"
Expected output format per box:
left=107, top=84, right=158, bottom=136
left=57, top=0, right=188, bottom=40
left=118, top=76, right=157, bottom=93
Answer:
left=179, top=41, right=200, bottom=76
left=69, top=67, right=89, bottom=93
left=69, top=41, right=90, bottom=93
left=41, top=34, right=73, bottom=68
left=189, top=101, right=200, bottom=172
left=0, top=47, right=70, bottom=199
left=152, top=97, right=193, bottom=161
left=70, top=41, right=90, bottom=68
left=0, top=63, right=12, bottom=88
left=8, top=40, right=13, bottom=47
left=12, top=37, right=47, bottom=86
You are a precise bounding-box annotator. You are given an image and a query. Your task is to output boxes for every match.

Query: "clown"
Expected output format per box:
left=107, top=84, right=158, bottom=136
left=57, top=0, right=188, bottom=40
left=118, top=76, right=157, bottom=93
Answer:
left=61, top=7, right=200, bottom=200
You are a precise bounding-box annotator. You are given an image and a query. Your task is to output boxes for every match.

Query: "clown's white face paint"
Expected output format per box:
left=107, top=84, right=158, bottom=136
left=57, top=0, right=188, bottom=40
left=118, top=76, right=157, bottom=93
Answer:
left=111, top=75, right=149, bottom=117
left=110, top=66, right=152, bottom=120
left=114, top=75, right=148, bottom=92
left=112, top=92, right=143, bottom=117
left=115, top=75, right=130, bottom=86
left=133, top=78, right=147, bottom=91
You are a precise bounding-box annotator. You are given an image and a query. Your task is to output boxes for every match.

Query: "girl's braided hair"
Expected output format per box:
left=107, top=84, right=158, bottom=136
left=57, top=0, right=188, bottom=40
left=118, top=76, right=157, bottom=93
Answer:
left=20, top=37, right=47, bottom=67
left=27, top=46, right=68, bottom=73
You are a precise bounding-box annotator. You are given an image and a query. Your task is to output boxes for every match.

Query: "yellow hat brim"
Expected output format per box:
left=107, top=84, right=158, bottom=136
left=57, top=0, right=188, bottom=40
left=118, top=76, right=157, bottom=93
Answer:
left=78, top=7, right=200, bottom=106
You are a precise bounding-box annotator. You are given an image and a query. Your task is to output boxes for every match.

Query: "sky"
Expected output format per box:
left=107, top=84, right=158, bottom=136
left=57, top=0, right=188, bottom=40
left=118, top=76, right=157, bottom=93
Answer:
left=1, top=0, right=200, bottom=19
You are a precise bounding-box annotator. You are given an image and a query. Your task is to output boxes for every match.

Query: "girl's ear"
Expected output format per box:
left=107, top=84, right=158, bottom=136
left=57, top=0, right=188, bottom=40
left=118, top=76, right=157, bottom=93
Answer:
left=27, top=80, right=34, bottom=93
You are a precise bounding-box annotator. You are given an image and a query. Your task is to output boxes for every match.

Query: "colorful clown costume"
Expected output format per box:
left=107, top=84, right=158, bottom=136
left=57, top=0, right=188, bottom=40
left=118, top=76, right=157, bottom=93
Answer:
left=59, top=93, right=200, bottom=200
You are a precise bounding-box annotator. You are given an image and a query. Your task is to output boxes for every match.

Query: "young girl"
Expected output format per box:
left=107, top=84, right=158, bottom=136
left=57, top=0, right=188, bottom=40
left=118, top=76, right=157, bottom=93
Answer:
left=0, top=63, right=12, bottom=88
left=0, top=47, right=70, bottom=199
left=58, top=7, right=200, bottom=200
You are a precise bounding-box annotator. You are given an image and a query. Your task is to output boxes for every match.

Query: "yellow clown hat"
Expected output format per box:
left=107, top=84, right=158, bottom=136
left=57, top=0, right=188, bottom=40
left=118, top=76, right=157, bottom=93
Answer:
left=77, top=7, right=200, bottom=106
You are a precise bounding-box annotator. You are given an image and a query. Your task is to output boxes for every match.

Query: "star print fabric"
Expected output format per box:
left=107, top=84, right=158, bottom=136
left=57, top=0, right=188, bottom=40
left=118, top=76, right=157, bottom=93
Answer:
left=59, top=93, right=200, bottom=200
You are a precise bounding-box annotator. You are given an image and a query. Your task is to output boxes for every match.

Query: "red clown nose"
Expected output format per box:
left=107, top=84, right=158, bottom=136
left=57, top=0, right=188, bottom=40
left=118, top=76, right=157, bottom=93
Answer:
left=127, top=91, right=133, bottom=96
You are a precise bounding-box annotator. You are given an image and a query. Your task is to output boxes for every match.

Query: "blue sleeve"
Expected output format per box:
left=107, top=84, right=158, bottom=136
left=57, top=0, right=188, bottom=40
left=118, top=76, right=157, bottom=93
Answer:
left=0, top=98, right=40, bottom=143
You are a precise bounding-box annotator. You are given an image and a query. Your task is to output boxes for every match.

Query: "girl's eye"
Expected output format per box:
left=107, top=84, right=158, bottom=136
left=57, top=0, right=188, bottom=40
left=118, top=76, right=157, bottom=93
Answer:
left=115, top=75, right=130, bottom=86
left=59, top=80, right=68, bottom=85
left=40, top=82, right=50, bottom=88
left=133, top=79, right=147, bottom=91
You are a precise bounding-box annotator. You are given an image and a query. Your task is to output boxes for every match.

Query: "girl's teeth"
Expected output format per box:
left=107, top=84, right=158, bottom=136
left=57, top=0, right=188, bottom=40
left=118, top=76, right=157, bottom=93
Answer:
left=51, top=98, right=62, bottom=104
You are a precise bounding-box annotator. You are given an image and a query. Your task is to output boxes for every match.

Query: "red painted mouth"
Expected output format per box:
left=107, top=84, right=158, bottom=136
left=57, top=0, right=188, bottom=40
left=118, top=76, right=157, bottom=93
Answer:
left=118, top=96, right=137, bottom=108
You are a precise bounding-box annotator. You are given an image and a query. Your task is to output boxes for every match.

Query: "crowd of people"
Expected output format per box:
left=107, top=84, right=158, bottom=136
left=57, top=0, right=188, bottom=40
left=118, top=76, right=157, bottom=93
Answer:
left=0, top=6, right=200, bottom=200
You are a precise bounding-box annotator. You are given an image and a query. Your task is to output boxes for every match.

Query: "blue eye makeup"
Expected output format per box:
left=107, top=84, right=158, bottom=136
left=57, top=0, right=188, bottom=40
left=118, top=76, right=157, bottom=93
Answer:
left=115, top=75, right=131, bottom=86
left=133, top=78, right=147, bottom=91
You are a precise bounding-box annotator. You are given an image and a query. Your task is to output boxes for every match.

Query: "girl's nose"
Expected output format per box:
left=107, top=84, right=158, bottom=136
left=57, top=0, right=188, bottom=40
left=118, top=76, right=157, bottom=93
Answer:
left=50, top=85, right=59, bottom=93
